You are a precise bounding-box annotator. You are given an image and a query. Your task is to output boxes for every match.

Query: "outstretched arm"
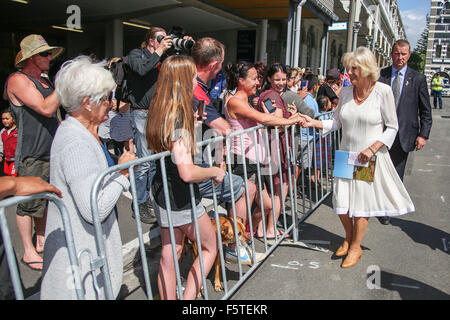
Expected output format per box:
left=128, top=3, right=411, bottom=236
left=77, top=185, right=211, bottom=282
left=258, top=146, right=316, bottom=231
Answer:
left=0, top=176, right=62, bottom=200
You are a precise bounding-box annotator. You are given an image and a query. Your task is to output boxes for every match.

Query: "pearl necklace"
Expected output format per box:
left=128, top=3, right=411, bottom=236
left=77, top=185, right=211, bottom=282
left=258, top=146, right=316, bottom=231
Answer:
left=354, top=81, right=374, bottom=103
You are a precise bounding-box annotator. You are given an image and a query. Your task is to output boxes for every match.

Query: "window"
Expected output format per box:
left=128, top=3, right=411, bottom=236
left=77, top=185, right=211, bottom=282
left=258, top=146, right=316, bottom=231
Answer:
left=436, top=44, right=442, bottom=58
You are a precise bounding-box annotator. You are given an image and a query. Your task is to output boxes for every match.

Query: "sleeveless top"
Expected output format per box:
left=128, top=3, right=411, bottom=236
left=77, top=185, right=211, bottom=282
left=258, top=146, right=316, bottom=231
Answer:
left=151, top=152, right=201, bottom=211
left=223, top=93, right=265, bottom=163
left=9, top=71, right=59, bottom=162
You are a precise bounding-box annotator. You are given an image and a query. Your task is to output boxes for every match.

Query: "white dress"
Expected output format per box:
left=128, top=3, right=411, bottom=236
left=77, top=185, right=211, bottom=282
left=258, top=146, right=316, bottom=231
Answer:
left=322, top=82, right=415, bottom=218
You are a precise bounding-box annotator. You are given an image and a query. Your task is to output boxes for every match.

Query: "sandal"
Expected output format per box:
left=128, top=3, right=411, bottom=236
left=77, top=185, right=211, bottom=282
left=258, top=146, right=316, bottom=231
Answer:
left=20, top=258, right=43, bottom=271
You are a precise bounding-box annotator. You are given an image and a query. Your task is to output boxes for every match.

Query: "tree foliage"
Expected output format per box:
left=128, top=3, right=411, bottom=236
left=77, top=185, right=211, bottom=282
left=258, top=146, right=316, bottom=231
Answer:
left=410, top=15, right=429, bottom=74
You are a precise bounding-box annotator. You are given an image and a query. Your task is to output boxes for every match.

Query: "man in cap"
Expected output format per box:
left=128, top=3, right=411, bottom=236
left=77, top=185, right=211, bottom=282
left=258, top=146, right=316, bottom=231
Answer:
left=317, top=68, right=341, bottom=109
left=5, top=34, right=63, bottom=271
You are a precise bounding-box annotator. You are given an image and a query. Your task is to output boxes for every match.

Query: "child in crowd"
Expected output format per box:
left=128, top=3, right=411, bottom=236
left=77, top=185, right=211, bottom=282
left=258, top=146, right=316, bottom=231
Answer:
left=311, top=95, right=332, bottom=189
left=0, top=109, right=18, bottom=176
left=146, top=55, right=224, bottom=300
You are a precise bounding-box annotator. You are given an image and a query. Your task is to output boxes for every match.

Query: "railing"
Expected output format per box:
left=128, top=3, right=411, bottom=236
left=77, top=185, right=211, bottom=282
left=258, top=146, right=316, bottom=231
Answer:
left=0, top=193, right=84, bottom=300
left=89, top=113, right=340, bottom=300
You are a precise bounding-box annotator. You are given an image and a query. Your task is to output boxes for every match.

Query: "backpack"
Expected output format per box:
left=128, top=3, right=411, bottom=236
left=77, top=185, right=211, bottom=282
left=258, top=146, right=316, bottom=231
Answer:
left=109, top=56, right=130, bottom=105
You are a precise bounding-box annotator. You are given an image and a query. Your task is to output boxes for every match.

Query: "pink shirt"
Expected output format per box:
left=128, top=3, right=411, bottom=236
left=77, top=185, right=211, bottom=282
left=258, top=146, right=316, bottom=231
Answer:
left=223, top=94, right=266, bottom=163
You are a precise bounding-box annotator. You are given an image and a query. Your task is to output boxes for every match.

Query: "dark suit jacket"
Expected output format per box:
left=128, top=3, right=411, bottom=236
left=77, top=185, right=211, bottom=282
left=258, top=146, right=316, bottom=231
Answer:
left=378, top=65, right=432, bottom=153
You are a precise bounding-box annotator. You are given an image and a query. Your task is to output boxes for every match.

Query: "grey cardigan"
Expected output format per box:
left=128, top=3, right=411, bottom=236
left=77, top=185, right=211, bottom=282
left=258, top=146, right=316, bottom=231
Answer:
left=41, top=116, right=130, bottom=300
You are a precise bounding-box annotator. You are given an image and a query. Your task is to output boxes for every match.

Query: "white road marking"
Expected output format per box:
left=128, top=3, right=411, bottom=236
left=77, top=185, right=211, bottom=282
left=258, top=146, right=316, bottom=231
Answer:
left=417, top=169, right=433, bottom=172
left=440, top=196, right=445, bottom=203
left=391, top=283, right=420, bottom=289
left=271, top=264, right=298, bottom=270
left=301, top=240, right=331, bottom=245
left=427, top=163, right=450, bottom=167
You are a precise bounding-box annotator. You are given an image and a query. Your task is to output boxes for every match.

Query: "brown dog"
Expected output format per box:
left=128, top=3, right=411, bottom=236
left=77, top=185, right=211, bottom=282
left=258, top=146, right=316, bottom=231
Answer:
left=186, top=215, right=249, bottom=293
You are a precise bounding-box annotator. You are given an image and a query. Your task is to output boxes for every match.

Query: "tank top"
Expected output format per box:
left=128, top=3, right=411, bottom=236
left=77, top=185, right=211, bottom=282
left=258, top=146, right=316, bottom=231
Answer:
left=9, top=72, right=59, bottom=162
left=223, top=93, right=265, bottom=163
left=151, top=153, right=201, bottom=211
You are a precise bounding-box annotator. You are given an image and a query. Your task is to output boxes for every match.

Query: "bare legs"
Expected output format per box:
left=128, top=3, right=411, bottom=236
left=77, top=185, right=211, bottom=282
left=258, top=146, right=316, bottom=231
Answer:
left=158, top=213, right=217, bottom=300
left=337, top=213, right=369, bottom=263
left=16, top=213, right=46, bottom=270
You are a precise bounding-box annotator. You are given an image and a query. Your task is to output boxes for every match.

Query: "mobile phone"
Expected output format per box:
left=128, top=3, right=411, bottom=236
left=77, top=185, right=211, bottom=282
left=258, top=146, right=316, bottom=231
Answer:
left=197, top=100, right=205, bottom=121
left=300, top=79, right=309, bottom=90
left=263, top=98, right=276, bottom=113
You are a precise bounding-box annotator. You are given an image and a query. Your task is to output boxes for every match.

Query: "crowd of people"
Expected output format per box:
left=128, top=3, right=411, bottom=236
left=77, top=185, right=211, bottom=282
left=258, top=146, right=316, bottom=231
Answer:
left=0, top=28, right=432, bottom=300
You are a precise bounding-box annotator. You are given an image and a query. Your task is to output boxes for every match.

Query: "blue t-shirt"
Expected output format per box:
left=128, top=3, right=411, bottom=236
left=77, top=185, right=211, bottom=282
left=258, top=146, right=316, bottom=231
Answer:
left=301, top=93, right=320, bottom=142
left=100, top=141, right=116, bottom=167
left=100, top=140, right=118, bottom=218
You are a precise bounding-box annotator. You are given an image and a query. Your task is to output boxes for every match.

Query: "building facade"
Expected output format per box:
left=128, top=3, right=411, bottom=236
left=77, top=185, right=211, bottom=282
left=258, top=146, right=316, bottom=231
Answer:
left=425, top=0, right=450, bottom=84
left=328, top=0, right=406, bottom=70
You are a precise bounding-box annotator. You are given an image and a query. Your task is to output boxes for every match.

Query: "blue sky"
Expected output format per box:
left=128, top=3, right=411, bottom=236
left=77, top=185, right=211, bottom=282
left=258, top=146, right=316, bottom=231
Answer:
left=397, top=0, right=431, bottom=50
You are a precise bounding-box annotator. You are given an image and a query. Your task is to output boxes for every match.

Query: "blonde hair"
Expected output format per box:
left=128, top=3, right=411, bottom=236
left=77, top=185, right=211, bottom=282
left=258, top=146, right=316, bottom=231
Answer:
left=342, top=46, right=380, bottom=81
left=146, top=55, right=196, bottom=154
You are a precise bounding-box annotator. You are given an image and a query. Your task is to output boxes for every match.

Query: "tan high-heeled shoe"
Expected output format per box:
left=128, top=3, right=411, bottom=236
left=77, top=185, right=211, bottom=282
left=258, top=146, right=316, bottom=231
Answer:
left=335, top=244, right=349, bottom=257
left=341, top=248, right=362, bottom=268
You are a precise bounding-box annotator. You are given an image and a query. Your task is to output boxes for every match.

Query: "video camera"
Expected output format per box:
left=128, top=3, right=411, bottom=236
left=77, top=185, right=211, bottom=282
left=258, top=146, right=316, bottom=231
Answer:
left=156, top=26, right=194, bottom=53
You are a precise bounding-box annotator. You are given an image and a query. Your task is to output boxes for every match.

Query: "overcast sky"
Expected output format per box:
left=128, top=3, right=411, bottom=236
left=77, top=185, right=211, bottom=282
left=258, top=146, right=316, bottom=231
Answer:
left=397, top=0, right=431, bottom=50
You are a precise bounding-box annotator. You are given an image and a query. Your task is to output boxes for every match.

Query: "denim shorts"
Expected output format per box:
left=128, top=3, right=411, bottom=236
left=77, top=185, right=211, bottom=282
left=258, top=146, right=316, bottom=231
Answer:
left=198, top=168, right=245, bottom=204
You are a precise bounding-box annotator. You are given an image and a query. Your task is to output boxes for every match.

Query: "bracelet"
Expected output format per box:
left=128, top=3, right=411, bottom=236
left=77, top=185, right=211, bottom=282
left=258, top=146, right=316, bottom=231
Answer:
left=368, top=146, right=376, bottom=156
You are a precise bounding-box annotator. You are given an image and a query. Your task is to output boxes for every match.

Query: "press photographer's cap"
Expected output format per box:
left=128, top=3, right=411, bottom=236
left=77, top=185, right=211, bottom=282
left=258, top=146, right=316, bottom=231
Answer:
left=326, top=68, right=341, bottom=80
left=15, top=34, right=64, bottom=68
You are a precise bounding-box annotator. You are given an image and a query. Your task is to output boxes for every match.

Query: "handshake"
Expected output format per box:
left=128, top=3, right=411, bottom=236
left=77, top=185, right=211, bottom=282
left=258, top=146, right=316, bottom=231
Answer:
left=288, top=113, right=318, bottom=128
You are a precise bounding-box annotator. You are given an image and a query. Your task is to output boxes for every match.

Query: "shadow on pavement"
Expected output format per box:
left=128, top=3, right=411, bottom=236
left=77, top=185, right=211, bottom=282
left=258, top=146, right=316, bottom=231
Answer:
left=390, top=218, right=450, bottom=255
left=380, top=270, right=450, bottom=299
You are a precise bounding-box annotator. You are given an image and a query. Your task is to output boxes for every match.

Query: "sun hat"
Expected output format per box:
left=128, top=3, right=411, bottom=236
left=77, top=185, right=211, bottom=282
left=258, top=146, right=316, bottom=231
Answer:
left=15, top=34, right=64, bottom=68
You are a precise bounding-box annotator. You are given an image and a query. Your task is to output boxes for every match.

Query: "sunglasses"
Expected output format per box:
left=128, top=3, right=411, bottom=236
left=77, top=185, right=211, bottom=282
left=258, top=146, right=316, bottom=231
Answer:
left=38, top=51, right=52, bottom=57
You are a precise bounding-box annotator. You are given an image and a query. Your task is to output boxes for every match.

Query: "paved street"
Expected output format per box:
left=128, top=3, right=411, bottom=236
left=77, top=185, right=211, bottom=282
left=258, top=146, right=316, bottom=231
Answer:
left=3, top=98, right=449, bottom=300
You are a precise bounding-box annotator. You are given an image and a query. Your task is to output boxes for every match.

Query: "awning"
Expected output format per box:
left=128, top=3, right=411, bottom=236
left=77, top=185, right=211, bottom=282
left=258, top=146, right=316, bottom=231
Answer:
left=208, top=0, right=339, bottom=24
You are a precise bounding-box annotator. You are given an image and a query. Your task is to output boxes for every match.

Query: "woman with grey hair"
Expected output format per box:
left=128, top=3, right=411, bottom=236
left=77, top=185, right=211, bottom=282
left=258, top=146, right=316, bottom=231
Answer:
left=300, top=47, right=414, bottom=268
left=40, top=56, right=137, bottom=299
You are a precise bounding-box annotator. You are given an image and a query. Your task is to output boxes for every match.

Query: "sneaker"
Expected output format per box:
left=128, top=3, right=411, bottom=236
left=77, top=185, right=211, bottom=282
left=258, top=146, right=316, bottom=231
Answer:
left=131, top=201, right=157, bottom=224
left=225, top=243, right=266, bottom=265
left=225, top=246, right=252, bottom=265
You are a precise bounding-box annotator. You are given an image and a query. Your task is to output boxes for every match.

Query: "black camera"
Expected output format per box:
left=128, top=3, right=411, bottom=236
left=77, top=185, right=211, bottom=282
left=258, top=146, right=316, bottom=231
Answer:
left=156, top=34, right=194, bottom=51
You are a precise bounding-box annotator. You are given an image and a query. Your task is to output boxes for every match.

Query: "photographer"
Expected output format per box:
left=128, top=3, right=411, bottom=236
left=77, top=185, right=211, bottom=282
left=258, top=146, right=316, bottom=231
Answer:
left=126, top=27, right=193, bottom=224
left=125, top=27, right=171, bottom=224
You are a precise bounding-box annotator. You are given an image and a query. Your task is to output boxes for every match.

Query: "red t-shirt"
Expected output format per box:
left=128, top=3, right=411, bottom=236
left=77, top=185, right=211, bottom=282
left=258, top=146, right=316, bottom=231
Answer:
left=1, top=127, right=18, bottom=161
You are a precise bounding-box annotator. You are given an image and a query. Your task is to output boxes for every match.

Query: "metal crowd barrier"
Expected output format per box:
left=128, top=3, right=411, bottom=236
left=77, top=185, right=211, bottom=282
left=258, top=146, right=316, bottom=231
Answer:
left=0, top=192, right=84, bottom=300
left=89, top=112, right=340, bottom=300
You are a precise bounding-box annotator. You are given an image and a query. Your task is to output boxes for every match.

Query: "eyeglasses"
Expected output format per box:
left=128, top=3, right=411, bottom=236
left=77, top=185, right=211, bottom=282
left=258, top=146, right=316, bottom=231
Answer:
left=38, top=51, right=52, bottom=57
left=99, top=91, right=114, bottom=104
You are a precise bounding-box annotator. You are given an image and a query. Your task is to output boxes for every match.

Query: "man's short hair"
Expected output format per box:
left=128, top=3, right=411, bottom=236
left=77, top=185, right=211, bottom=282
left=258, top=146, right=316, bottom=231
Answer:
left=392, top=39, right=410, bottom=53
left=304, top=74, right=318, bottom=91
left=191, top=37, right=225, bottom=68
left=144, top=27, right=166, bottom=45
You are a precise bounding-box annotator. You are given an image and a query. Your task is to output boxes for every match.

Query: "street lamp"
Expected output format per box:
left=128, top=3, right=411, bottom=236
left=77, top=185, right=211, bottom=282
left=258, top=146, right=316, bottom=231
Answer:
left=352, top=22, right=362, bottom=51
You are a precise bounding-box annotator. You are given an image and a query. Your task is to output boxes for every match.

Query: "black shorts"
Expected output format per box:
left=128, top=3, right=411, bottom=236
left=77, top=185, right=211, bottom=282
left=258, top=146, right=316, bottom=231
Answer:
left=230, top=153, right=272, bottom=194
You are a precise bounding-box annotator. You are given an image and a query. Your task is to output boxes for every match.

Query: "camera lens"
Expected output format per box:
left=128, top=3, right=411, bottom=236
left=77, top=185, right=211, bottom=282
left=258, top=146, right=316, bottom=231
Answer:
left=173, top=38, right=194, bottom=50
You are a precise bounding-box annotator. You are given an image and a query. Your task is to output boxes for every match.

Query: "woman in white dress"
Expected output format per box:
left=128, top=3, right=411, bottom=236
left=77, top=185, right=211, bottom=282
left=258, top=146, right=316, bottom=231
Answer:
left=300, top=47, right=415, bottom=268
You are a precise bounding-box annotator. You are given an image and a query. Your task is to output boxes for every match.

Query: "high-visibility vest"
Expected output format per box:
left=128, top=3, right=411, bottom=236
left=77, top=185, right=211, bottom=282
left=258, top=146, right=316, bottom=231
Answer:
left=432, top=77, right=443, bottom=91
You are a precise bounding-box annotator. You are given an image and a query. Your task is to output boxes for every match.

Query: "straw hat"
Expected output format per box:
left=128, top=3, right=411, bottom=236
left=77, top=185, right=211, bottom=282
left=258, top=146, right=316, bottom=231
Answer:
left=15, top=34, right=64, bottom=68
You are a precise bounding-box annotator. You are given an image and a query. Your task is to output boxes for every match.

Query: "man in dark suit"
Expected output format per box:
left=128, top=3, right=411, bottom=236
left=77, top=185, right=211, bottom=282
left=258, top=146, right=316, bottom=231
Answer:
left=378, top=39, right=433, bottom=225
